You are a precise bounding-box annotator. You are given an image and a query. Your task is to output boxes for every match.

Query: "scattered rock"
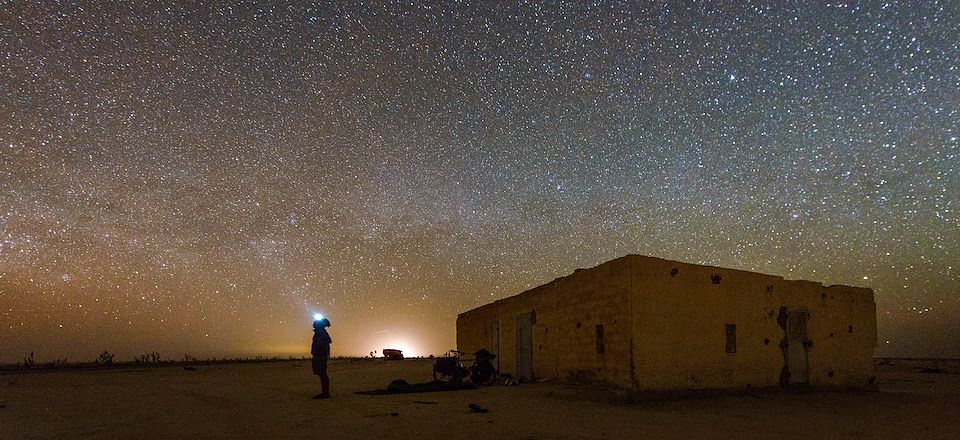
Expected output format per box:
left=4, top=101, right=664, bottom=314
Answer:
left=363, top=412, right=400, bottom=418
left=468, top=403, right=489, bottom=413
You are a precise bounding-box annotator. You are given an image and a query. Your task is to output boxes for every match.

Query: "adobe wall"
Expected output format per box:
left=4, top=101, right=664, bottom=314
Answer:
left=458, top=254, right=877, bottom=391
left=628, top=255, right=877, bottom=391
left=806, top=284, right=877, bottom=387
left=457, top=257, right=635, bottom=387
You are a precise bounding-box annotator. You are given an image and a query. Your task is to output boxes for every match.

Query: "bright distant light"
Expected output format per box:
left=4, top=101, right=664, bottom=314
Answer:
left=313, top=313, right=324, bottom=321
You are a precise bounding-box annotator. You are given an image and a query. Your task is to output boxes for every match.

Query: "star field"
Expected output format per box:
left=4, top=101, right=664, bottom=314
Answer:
left=1, top=2, right=958, bottom=362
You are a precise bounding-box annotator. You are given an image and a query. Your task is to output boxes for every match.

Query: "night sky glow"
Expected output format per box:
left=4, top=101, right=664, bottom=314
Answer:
left=1, top=2, right=958, bottom=363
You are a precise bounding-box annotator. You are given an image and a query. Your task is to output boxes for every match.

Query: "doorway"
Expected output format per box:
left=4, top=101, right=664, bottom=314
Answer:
left=786, top=310, right=810, bottom=384
left=516, top=313, right=533, bottom=382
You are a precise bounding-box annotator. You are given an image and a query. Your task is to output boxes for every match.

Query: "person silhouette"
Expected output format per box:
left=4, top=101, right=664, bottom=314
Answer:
left=311, top=318, right=332, bottom=399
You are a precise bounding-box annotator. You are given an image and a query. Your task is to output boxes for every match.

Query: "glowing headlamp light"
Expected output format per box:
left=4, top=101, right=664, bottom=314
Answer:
left=313, top=313, right=324, bottom=321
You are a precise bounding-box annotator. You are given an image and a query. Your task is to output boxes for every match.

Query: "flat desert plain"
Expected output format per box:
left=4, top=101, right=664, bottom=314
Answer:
left=2, top=358, right=958, bottom=439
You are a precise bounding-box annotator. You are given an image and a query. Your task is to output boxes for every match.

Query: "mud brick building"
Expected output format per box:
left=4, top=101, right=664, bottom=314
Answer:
left=457, top=255, right=877, bottom=391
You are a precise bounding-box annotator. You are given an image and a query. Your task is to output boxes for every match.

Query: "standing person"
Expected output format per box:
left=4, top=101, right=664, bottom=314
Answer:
left=311, top=318, right=332, bottom=399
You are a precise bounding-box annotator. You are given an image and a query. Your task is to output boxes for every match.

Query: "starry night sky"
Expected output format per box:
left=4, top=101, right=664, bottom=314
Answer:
left=1, top=2, right=957, bottom=363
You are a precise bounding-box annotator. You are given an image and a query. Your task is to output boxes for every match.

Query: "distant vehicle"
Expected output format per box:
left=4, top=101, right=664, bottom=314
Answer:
left=382, top=349, right=403, bottom=360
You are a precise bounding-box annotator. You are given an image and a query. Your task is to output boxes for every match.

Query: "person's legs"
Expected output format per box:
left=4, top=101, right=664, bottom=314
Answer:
left=320, top=371, right=330, bottom=397
left=312, top=356, right=330, bottom=398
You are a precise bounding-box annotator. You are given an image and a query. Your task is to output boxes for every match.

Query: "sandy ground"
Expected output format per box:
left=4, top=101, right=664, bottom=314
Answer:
left=2, top=358, right=959, bottom=440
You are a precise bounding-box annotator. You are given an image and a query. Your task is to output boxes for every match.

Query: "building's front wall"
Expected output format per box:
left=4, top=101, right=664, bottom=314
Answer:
left=630, top=257, right=785, bottom=390
left=457, top=257, right=635, bottom=387
left=458, top=255, right=877, bottom=391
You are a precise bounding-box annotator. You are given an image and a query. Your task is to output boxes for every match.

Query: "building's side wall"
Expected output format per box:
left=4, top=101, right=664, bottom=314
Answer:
left=808, top=284, right=877, bottom=387
left=457, top=258, right=634, bottom=387
left=628, top=256, right=877, bottom=391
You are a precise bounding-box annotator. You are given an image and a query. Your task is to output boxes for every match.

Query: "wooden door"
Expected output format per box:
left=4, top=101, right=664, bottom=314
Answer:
left=786, top=310, right=810, bottom=384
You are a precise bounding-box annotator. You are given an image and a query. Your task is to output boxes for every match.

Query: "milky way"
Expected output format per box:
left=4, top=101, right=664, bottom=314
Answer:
left=1, top=2, right=957, bottom=363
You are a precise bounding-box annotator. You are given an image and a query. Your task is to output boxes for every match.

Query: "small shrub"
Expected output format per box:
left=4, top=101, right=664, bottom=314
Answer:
left=23, top=352, right=35, bottom=369
left=135, top=351, right=161, bottom=364
left=97, top=350, right=115, bottom=365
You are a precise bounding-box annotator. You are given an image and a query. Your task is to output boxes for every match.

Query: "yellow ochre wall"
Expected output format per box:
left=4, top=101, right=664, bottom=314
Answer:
left=456, top=255, right=877, bottom=391
left=456, top=257, right=635, bottom=386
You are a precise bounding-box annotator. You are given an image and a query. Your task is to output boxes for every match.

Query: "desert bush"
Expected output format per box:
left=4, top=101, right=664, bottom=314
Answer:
left=135, top=351, right=162, bottom=364
left=22, top=352, right=35, bottom=369
left=97, top=350, right=115, bottom=365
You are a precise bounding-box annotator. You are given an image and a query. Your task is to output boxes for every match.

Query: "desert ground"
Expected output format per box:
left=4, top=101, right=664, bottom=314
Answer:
left=2, top=358, right=958, bottom=439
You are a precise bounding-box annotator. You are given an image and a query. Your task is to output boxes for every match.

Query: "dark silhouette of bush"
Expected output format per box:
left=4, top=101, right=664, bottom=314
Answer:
left=22, top=352, right=35, bottom=369
left=97, top=350, right=115, bottom=365
left=134, top=351, right=162, bottom=364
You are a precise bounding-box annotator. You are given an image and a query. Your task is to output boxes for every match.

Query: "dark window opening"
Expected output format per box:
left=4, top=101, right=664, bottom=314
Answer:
left=725, top=324, right=737, bottom=353
left=595, top=325, right=605, bottom=354
left=712, top=274, right=722, bottom=284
